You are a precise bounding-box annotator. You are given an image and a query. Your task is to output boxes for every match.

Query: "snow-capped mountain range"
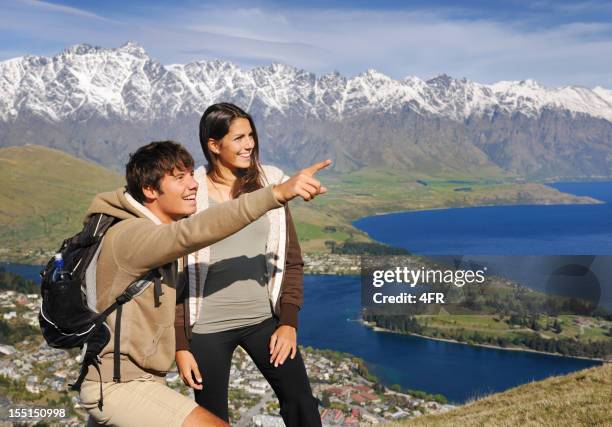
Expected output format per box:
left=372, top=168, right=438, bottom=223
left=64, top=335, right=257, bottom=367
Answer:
left=1, top=42, right=612, bottom=180
left=1, top=42, right=611, bottom=124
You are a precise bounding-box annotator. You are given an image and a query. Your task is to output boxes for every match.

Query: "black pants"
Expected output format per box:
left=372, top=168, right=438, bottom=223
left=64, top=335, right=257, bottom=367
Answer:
left=190, top=317, right=322, bottom=426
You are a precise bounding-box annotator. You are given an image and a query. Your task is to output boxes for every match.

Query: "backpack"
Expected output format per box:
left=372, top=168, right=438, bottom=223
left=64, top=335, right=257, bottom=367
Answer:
left=39, top=213, right=162, bottom=409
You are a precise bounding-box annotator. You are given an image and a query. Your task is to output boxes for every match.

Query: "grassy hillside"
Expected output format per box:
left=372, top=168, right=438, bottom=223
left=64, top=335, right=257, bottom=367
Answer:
left=0, top=145, right=124, bottom=262
left=0, top=145, right=602, bottom=262
left=391, top=363, right=611, bottom=427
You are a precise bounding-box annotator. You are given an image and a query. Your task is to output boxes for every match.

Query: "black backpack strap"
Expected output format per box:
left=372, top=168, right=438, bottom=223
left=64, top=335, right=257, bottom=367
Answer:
left=70, top=351, right=97, bottom=390
left=70, top=350, right=103, bottom=409
left=71, top=214, right=118, bottom=275
left=113, top=306, right=123, bottom=382
left=153, top=269, right=164, bottom=307
left=106, top=268, right=162, bottom=383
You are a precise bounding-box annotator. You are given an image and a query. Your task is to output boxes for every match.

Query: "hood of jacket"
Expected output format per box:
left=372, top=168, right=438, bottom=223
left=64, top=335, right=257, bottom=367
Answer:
left=84, top=187, right=159, bottom=224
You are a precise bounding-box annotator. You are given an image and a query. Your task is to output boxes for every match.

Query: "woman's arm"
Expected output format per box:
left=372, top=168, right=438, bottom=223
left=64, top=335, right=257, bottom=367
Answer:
left=278, top=205, right=304, bottom=328
left=270, top=205, right=304, bottom=367
left=175, top=284, right=190, bottom=352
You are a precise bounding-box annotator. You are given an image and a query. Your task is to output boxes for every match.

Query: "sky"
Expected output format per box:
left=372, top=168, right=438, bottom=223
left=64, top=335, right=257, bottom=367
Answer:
left=1, top=0, right=612, bottom=88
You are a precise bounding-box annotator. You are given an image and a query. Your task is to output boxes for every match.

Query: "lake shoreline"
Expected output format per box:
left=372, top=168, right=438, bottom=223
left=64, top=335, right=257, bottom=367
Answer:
left=356, top=197, right=605, bottom=221
left=352, top=181, right=607, bottom=248
left=362, top=321, right=609, bottom=363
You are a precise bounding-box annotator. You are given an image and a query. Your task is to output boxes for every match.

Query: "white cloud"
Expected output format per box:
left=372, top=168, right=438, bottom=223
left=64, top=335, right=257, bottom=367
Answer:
left=16, top=0, right=118, bottom=22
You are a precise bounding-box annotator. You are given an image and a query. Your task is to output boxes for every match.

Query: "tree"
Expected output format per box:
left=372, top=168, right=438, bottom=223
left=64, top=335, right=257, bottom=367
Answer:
left=321, top=391, right=331, bottom=408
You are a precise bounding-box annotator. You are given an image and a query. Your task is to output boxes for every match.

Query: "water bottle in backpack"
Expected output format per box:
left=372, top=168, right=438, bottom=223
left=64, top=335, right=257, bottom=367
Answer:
left=51, top=253, right=71, bottom=283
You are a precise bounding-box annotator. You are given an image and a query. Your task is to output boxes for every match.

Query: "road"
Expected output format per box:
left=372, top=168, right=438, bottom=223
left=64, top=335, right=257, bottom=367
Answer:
left=235, top=390, right=275, bottom=427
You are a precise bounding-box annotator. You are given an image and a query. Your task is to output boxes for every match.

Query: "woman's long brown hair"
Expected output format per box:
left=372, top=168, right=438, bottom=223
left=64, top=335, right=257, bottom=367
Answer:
left=199, top=103, right=264, bottom=198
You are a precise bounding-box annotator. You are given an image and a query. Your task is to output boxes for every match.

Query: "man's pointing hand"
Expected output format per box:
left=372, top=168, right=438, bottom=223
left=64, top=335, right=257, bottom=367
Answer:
left=273, top=159, right=332, bottom=203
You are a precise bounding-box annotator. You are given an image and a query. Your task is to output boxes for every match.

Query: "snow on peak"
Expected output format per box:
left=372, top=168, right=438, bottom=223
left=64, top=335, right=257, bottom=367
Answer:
left=60, top=43, right=99, bottom=56
left=118, top=41, right=148, bottom=58
left=593, top=86, right=612, bottom=107
left=427, top=73, right=454, bottom=86
left=490, top=79, right=612, bottom=121
left=0, top=42, right=611, bottom=123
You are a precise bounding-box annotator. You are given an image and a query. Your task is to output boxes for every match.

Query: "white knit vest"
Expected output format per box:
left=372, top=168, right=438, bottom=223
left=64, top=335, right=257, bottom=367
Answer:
left=185, top=164, right=288, bottom=326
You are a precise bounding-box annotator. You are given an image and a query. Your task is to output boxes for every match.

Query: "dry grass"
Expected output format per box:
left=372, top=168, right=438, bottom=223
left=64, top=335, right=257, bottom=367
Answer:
left=390, top=363, right=612, bottom=427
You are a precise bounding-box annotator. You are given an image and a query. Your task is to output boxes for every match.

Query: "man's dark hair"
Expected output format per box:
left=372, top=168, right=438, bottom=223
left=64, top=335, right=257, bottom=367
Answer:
left=126, top=141, right=195, bottom=203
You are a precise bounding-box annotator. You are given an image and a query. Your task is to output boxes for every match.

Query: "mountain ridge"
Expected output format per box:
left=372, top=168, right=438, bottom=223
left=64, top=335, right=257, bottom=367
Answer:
left=2, top=42, right=611, bottom=123
left=1, top=42, right=612, bottom=180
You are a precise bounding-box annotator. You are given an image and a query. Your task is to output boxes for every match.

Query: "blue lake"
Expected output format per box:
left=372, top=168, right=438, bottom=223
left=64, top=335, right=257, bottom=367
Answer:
left=353, top=181, right=612, bottom=255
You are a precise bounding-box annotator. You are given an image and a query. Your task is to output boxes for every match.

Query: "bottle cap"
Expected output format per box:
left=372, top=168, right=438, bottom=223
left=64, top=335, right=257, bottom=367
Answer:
left=54, top=253, right=63, bottom=261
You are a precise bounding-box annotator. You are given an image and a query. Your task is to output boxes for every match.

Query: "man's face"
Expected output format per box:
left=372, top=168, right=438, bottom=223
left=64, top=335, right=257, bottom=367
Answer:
left=144, top=167, right=198, bottom=223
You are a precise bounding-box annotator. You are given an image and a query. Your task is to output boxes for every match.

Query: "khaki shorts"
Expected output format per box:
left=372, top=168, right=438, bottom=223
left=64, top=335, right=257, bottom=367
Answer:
left=79, top=374, right=198, bottom=427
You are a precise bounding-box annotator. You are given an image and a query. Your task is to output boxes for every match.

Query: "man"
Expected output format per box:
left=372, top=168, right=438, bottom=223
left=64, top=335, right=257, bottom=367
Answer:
left=78, top=141, right=330, bottom=426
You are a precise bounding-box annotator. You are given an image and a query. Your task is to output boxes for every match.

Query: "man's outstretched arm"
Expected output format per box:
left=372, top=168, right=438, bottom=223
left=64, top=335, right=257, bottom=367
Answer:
left=112, top=160, right=331, bottom=277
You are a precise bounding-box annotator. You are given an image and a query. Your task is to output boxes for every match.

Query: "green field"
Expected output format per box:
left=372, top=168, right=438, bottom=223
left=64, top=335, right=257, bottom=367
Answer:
left=419, top=314, right=612, bottom=344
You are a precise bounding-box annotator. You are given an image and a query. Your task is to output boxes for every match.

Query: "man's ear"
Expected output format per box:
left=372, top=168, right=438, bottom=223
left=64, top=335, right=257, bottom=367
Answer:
left=142, top=186, right=159, bottom=202
left=208, top=138, right=220, bottom=155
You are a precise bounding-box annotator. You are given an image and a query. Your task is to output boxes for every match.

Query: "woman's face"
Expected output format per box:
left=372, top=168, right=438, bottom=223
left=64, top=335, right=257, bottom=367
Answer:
left=209, top=117, right=255, bottom=171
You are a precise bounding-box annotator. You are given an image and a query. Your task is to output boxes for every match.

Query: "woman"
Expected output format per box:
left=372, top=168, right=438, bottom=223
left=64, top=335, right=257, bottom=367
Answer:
left=175, top=103, right=323, bottom=426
